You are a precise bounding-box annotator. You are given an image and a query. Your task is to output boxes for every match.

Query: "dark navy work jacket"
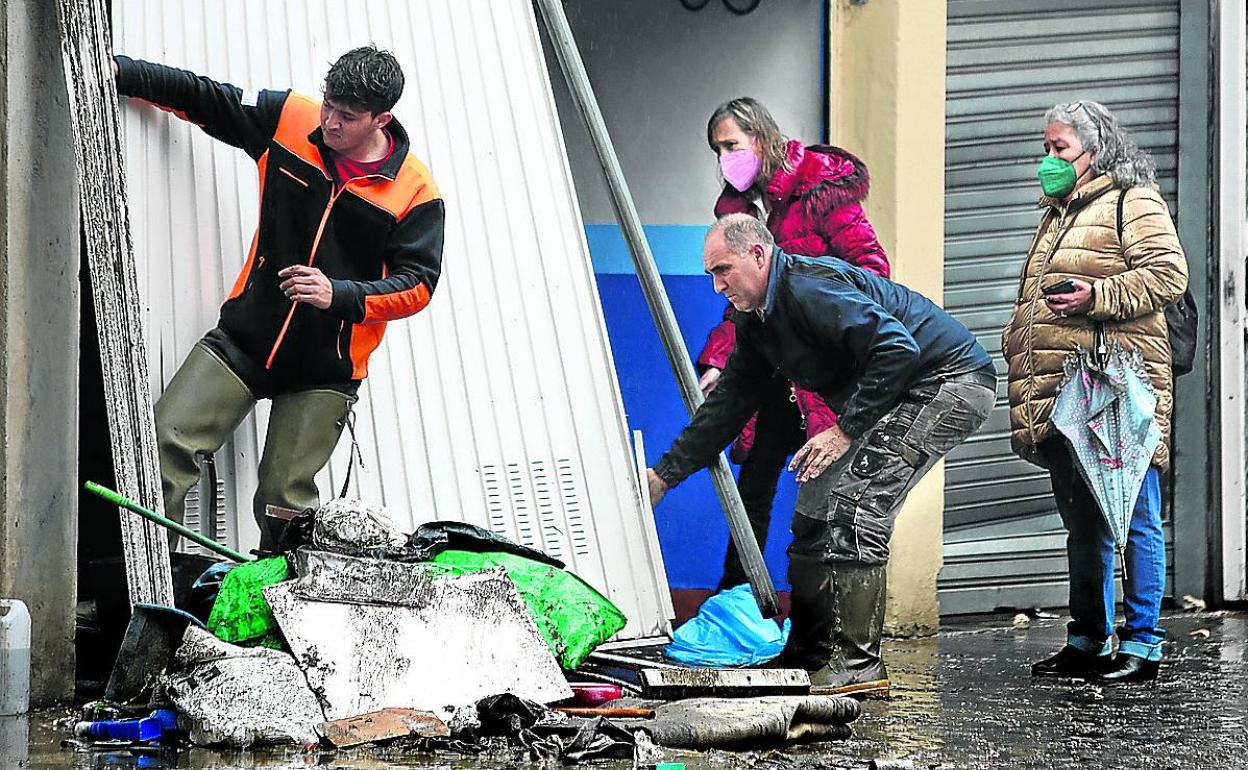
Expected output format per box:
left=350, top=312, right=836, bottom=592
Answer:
left=654, top=249, right=992, bottom=486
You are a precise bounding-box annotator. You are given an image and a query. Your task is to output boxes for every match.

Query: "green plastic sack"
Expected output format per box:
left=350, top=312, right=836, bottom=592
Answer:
left=206, top=556, right=292, bottom=649
left=431, top=550, right=626, bottom=669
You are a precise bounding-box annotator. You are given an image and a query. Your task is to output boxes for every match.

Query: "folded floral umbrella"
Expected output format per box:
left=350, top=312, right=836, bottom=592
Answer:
left=1050, top=340, right=1162, bottom=572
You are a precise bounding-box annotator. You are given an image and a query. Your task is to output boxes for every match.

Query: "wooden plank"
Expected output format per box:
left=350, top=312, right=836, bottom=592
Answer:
left=552, top=706, right=654, bottom=718
left=639, top=668, right=810, bottom=699
left=318, top=709, right=448, bottom=748
left=54, top=0, right=172, bottom=605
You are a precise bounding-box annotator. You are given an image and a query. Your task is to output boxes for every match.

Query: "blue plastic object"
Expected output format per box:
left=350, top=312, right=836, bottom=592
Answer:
left=96, top=753, right=161, bottom=768
left=664, top=584, right=790, bottom=667
left=150, top=709, right=179, bottom=733
left=74, top=716, right=161, bottom=742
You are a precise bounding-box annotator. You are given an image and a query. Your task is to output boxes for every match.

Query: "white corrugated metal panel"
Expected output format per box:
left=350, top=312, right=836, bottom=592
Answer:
left=115, top=0, right=673, bottom=638
left=941, top=0, right=1179, bottom=614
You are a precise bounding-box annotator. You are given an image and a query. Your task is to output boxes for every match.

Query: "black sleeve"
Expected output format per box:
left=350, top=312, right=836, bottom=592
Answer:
left=114, top=55, right=285, bottom=160
left=652, top=327, right=772, bottom=487
left=790, top=280, right=920, bottom=439
left=327, top=198, right=446, bottom=324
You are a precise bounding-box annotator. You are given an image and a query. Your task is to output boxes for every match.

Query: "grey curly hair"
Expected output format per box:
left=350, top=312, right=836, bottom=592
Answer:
left=1044, top=101, right=1156, bottom=189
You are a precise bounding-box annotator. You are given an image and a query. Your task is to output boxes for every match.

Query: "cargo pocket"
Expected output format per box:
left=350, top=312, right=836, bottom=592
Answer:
left=852, top=421, right=930, bottom=563
left=824, top=491, right=863, bottom=562
left=850, top=439, right=891, bottom=479
left=902, top=380, right=992, bottom=458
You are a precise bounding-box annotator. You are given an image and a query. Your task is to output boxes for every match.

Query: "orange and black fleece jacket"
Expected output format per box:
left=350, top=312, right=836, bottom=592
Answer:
left=115, top=56, right=445, bottom=386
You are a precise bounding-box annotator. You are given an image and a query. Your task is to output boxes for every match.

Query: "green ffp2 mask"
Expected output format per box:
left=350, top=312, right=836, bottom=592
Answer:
left=1037, top=151, right=1087, bottom=197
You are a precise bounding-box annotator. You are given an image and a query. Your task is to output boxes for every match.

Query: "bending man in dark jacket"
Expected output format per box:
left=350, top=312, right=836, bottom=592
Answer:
left=114, top=46, right=445, bottom=548
left=647, top=214, right=996, bottom=696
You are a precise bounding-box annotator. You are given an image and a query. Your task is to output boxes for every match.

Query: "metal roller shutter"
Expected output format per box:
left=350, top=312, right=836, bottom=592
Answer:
left=941, top=0, right=1180, bottom=614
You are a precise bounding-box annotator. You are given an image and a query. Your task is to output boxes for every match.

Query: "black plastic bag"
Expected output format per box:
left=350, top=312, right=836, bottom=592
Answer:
left=407, top=521, right=564, bottom=569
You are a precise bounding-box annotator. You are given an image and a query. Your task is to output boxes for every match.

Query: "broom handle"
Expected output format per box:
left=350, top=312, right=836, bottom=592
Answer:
left=85, top=481, right=253, bottom=563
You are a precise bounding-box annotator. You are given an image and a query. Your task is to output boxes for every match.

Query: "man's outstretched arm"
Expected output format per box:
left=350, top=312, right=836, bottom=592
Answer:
left=649, top=332, right=771, bottom=497
left=114, top=55, right=284, bottom=160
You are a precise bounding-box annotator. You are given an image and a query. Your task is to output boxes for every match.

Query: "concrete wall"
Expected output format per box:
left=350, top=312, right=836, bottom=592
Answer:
left=0, top=0, right=81, bottom=703
left=548, top=0, right=826, bottom=225
left=830, top=0, right=947, bottom=634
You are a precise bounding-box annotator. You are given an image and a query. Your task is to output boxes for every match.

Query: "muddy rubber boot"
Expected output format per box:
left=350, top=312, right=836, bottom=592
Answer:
left=155, top=345, right=256, bottom=543
left=807, top=562, right=890, bottom=698
left=253, top=389, right=354, bottom=550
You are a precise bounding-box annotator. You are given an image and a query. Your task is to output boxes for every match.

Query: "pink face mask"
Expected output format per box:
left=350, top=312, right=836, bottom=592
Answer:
left=719, top=149, right=762, bottom=192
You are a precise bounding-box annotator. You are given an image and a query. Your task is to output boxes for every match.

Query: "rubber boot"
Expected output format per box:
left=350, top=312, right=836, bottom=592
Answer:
left=253, top=389, right=354, bottom=550
left=806, top=562, right=890, bottom=698
left=778, top=555, right=889, bottom=697
left=154, top=345, right=256, bottom=544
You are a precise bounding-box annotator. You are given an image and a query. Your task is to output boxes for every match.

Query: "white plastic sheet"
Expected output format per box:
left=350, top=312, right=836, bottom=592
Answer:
left=265, top=561, right=570, bottom=720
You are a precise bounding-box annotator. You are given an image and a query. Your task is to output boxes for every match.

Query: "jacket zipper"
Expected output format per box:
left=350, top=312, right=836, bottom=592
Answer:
left=265, top=186, right=342, bottom=369
left=264, top=171, right=388, bottom=370
left=1021, top=207, right=1072, bottom=442
left=278, top=166, right=310, bottom=187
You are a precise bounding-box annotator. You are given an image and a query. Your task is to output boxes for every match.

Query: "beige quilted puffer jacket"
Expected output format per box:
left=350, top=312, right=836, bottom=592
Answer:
left=1002, top=174, right=1188, bottom=470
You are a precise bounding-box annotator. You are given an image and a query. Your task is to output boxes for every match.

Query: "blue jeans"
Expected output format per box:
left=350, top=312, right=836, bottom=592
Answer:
left=1040, top=440, right=1166, bottom=661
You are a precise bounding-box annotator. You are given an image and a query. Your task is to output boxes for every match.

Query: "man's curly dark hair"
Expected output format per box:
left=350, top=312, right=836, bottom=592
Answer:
left=323, top=45, right=404, bottom=115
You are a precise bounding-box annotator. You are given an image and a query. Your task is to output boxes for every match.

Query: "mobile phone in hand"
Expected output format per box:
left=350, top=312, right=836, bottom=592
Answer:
left=1042, top=278, right=1077, bottom=296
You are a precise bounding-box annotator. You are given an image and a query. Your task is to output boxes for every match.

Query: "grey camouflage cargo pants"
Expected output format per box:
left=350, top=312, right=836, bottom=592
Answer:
left=790, top=370, right=997, bottom=565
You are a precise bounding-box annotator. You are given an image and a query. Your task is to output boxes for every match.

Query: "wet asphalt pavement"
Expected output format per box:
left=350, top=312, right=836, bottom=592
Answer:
left=7, top=610, right=1247, bottom=769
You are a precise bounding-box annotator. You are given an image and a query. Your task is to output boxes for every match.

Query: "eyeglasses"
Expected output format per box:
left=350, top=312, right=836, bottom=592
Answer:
left=1063, top=100, right=1091, bottom=116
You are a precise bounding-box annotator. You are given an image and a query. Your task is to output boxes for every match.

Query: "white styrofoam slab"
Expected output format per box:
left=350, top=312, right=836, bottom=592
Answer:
left=264, top=566, right=571, bottom=720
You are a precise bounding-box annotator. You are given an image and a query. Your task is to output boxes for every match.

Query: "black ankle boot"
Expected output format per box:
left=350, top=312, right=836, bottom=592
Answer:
left=1093, top=654, right=1159, bottom=684
left=1031, top=645, right=1112, bottom=678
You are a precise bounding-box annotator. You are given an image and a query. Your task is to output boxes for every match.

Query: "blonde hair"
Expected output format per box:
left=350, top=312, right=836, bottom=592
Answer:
left=707, top=97, right=791, bottom=191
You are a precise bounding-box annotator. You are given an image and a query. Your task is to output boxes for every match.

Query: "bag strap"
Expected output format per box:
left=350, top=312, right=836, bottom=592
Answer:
left=1116, top=187, right=1127, bottom=244
left=338, top=406, right=362, bottom=499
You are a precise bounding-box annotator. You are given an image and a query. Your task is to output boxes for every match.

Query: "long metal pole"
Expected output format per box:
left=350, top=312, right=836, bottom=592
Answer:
left=85, top=482, right=254, bottom=563
left=534, top=0, right=779, bottom=617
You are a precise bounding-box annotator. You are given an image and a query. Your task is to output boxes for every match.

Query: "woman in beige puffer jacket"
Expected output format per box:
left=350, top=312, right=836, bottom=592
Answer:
left=1003, top=101, right=1187, bottom=685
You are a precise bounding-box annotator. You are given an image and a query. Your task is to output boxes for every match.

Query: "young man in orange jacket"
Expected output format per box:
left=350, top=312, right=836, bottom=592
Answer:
left=114, top=46, right=445, bottom=548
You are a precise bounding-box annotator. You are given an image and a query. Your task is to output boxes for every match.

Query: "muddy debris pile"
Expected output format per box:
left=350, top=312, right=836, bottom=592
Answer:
left=66, top=499, right=860, bottom=765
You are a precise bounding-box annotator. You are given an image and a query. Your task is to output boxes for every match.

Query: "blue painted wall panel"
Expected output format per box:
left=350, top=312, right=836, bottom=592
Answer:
left=590, top=225, right=795, bottom=591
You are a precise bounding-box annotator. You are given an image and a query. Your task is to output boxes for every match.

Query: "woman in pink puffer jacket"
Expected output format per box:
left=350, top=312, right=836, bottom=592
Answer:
left=697, top=97, right=890, bottom=590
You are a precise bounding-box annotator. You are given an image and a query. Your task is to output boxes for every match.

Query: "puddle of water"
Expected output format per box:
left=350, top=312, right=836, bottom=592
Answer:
left=14, top=612, right=1248, bottom=770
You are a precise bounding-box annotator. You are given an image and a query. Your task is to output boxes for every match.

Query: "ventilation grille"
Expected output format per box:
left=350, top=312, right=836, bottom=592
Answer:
left=556, top=458, right=591, bottom=557
left=481, top=457, right=592, bottom=559
left=181, top=478, right=228, bottom=555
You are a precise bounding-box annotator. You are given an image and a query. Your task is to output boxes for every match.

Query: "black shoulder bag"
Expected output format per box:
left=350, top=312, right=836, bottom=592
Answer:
left=1116, top=189, right=1198, bottom=377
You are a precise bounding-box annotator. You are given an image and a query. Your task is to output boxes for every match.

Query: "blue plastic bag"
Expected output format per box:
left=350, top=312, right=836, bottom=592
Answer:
left=664, top=584, right=790, bottom=667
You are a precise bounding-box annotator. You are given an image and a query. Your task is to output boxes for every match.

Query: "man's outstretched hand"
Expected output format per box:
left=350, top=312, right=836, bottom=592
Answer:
left=279, top=265, right=333, bottom=310
left=646, top=468, right=669, bottom=508
left=790, top=424, right=853, bottom=484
